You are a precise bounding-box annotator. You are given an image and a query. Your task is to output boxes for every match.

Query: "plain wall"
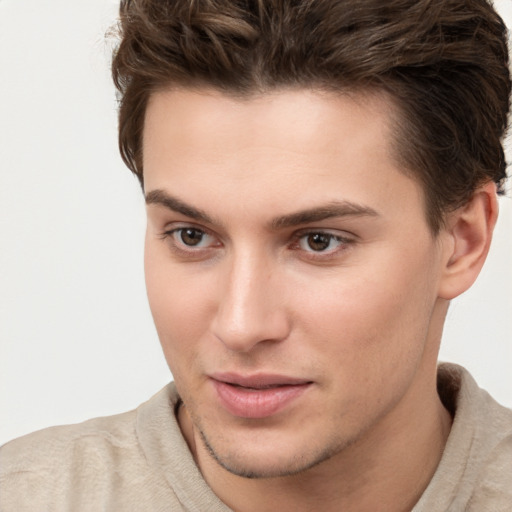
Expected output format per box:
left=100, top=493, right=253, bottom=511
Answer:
left=0, top=0, right=511, bottom=446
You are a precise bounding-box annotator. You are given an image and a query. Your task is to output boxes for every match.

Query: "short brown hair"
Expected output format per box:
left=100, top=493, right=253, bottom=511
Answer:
left=112, top=0, right=511, bottom=232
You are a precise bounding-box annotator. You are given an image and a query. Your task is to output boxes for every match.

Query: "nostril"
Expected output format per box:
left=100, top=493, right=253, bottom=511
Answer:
left=211, top=310, right=291, bottom=353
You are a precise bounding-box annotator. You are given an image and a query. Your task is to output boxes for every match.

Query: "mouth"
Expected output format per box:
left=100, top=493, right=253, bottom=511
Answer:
left=210, top=373, right=313, bottom=419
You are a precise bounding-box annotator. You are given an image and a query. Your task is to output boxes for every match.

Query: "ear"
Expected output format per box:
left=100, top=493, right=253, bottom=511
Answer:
left=438, top=182, right=499, bottom=300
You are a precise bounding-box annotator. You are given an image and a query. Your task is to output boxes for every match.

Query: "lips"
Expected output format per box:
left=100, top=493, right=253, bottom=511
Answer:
left=210, top=373, right=312, bottom=419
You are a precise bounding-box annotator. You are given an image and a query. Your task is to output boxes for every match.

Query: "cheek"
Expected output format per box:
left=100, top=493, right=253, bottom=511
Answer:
left=298, top=256, right=437, bottom=376
left=297, top=274, right=435, bottom=428
left=144, top=242, right=216, bottom=370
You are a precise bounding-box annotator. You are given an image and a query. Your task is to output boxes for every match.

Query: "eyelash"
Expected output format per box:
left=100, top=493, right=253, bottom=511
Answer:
left=160, top=226, right=354, bottom=260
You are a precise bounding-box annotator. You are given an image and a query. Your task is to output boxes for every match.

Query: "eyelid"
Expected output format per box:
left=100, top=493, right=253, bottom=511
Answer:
left=292, top=227, right=356, bottom=242
left=160, top=221, right=214, bottom=238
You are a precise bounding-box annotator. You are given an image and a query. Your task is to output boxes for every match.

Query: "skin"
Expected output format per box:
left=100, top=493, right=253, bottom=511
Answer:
left=142, top=88, right=497, bottom=511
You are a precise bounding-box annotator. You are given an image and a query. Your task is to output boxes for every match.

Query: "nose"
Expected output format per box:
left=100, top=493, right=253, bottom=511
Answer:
left=211, top=251, right=291, bottom=353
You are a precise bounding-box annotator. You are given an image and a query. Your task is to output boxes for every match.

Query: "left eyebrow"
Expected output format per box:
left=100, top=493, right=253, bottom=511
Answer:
left=270, top=201, right=380, bottom=230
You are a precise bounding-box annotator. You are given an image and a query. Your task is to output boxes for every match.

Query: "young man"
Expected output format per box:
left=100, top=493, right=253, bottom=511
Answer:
left=1, top=0, right=511, bottom=510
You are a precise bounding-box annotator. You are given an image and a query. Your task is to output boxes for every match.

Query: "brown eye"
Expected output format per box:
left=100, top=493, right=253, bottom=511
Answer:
left=179, top=228, right=205, bottom=246
left=306, top=233, right=332, bottom=251
left=297, top=231, right=349, bottom=255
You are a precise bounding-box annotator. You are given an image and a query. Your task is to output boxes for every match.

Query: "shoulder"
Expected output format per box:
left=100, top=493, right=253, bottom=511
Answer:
left=0, top=408, right=142, bottom=508
left=468, top=432, right=512, bottom=509
left=0, top=406, right=139, bottom=471
left=416, top=364, right=512, bottom=511
left=0, top=384, right=182, bottom=511
left=465, top=380, right=512, bottom=510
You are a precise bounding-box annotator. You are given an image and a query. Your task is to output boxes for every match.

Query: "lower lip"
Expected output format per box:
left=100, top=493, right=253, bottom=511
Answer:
left=211, top=380, right=311, bottom=419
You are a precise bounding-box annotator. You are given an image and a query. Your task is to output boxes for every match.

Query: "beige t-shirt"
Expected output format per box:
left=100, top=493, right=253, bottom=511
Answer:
left=1, top=364, right=511, bottom=511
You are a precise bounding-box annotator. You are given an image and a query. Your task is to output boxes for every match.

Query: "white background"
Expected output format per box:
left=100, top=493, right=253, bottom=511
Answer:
left=0, top=0, right=511, bottom=446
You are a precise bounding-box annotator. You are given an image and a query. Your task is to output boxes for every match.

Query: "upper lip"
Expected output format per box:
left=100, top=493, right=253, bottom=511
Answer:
left=210, top=372, right=312, bottom=389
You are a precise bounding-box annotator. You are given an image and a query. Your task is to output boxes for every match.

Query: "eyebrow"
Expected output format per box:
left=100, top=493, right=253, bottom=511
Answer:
left=145, top=189, right=215, bottom=224
left=270, top=201, right=380, bottom=229
left=145, top=189, right=379, bottom=229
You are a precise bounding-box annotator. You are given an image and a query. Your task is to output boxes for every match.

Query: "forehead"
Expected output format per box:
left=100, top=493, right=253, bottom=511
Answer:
left=143, top=87, right=393, bottom=164
left=142, top=87, right=425, bottom=226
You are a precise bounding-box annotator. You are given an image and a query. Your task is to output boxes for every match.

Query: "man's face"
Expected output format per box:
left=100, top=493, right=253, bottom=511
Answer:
left=143, top=88, right=448, bottom=478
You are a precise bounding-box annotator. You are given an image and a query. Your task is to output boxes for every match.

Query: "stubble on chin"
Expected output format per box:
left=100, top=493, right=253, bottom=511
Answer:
left=196, top=423, right=352, bottom=479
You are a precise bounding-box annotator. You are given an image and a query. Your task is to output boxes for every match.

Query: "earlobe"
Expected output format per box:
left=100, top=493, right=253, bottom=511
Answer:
left=438, top=182, right=499, bottom=300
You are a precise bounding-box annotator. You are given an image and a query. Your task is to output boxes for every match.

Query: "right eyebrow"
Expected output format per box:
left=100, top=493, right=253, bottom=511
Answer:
left=145, top=189, right=214, bottom=225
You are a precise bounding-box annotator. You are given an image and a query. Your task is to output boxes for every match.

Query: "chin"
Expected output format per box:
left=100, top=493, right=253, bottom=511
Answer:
left=198, top=426, right=343, bottom=479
